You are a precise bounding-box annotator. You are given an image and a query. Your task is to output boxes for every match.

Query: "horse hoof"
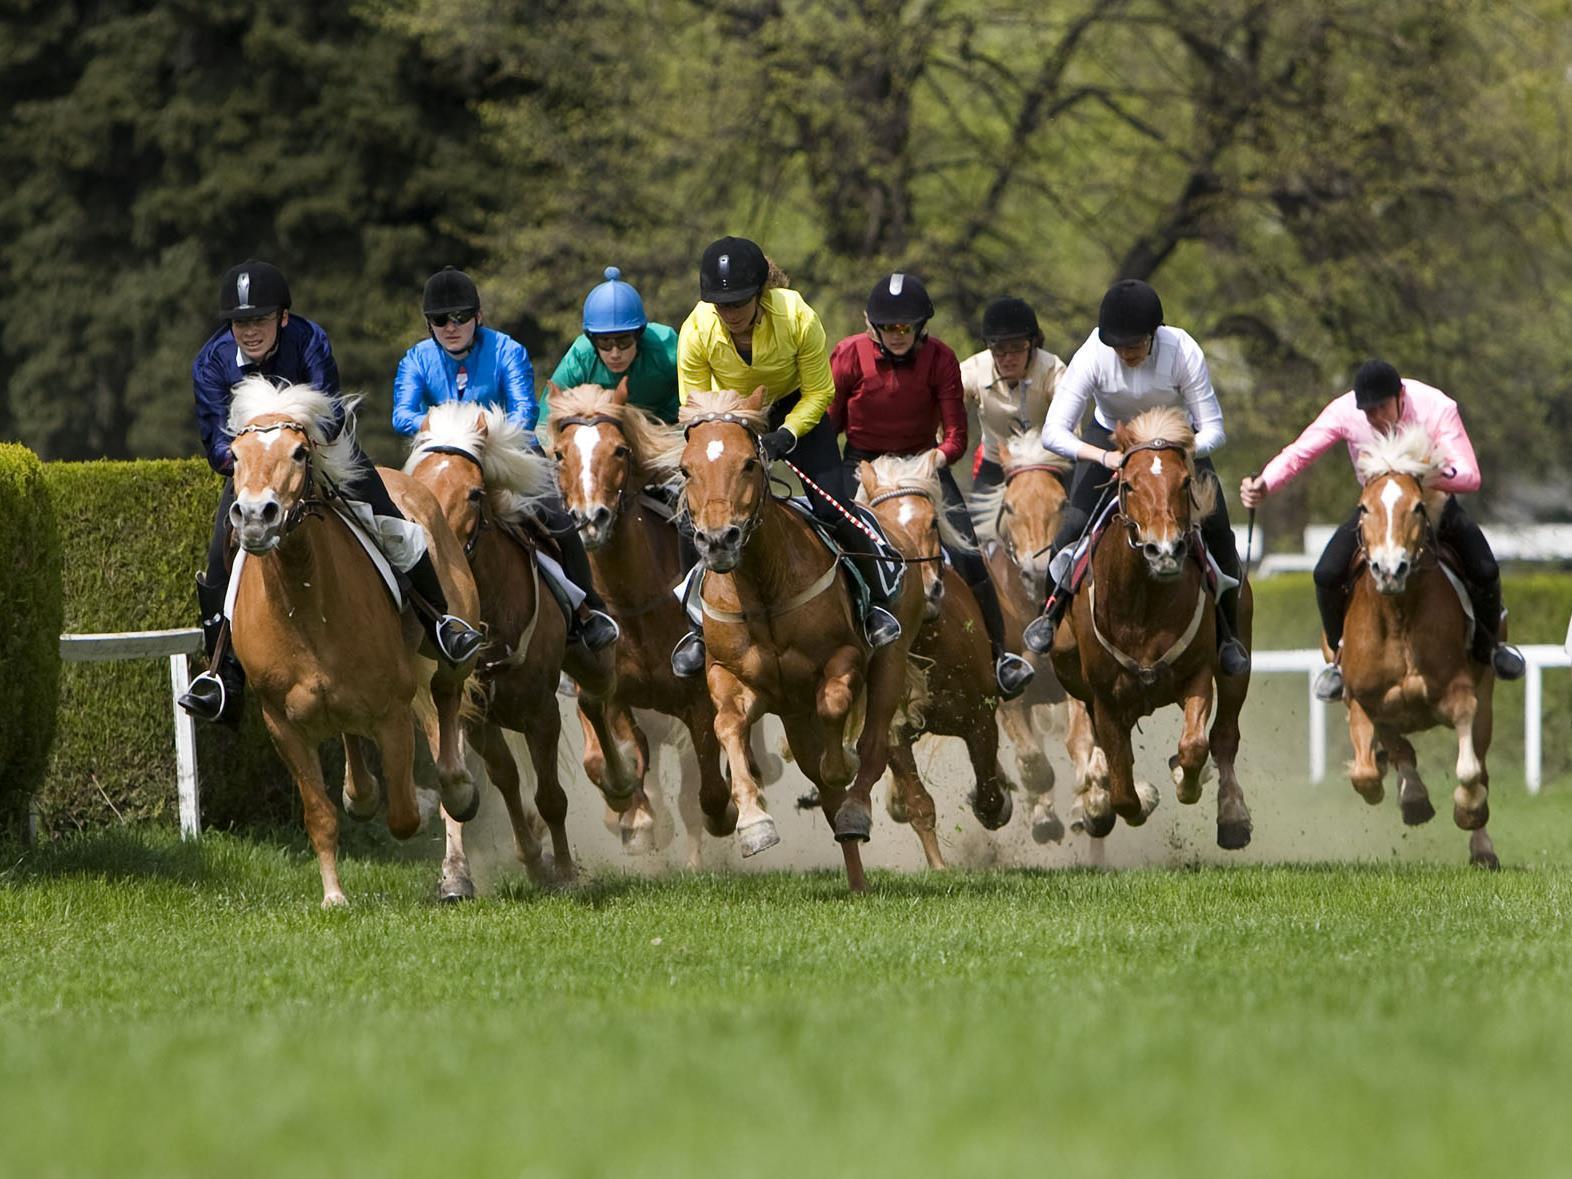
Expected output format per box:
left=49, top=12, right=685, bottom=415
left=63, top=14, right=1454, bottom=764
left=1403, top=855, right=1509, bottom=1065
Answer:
left=438, top=876, right=476, bottom=903
left=1135, top=780, right=1161, bottom=818
left=703, top=802, right=739, bottom=838
left=1470, top=849, right=1501, bottom=871
left=442, top=779, right=481, bottom=824
left=622, top=823, right=657, bottom=856
left=1217, top=819, right=1253, bottom=850
left=738, top=816, right=781, bottom=858
left=1083, top=811, right=1115, bottom=840
left=320, top=893, right=350, bottom=910
left=969, top=787, right=1012, bottom=831
left=344, top=793, right=380, bottom=822
left=523, top=852, right=556, bottom=887
left=1032, top=811, right=1065, bottom=845
left=833, top=801, right=873, bottom=844
left=1400, top=796, right=1436, bottom=826
left=1352, top=781, right=1384, bottom=806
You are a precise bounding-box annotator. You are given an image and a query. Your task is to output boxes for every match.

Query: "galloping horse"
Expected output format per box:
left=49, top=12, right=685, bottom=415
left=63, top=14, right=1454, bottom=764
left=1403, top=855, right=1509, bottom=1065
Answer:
left=1048, top=407, right=1254, bottom=848
left=1335, top=425, right=1499, bottom=867
left=226, top=377, right=481, bottom=907
left=543, top=380, right=738, bottom=863
left=971, top=431, right=1099, bottom=841
left=857, top=453, right=1011, bottom=868
left=660, top=388, right=924, bottom=891
left=404, top=403, right=640, bottom=894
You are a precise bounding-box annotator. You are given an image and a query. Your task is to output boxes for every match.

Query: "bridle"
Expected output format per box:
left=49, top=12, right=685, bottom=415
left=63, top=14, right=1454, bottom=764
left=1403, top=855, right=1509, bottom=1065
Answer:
left=997, top=461, right=1065, bottom=563
left=1355, top=471, right=1439, bottom=571
left=416, top=443, right=489, bottom=558
left=555, top=412, right=636, bottom=531
left=680, top=412, right=771, bottom=549
left=1114, top=437, right=1196, bottom=551
left=231, top=420, right=329, bottom=538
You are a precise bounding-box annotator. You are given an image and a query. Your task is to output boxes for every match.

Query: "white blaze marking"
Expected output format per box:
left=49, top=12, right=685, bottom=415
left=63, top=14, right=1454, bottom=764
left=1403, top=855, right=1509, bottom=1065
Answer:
left=897, top=500, right=915, bottom=527
left=1380, top=478, right=1404, bottom=555
left=1150, top=454, right=1163, bottom=477
left=705, top=438, right=726, bottom=463
left=573, top=424, right=602, bottom=500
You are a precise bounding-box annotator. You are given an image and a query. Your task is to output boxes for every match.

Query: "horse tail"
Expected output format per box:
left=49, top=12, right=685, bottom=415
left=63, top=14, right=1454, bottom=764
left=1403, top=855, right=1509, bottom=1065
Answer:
left=893, top=654, right=933, bottom=737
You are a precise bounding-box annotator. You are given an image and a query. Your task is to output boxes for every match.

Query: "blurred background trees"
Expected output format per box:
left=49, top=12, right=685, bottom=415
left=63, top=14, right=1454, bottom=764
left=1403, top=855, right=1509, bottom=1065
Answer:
left=4, top=0, right=1569, bottom=536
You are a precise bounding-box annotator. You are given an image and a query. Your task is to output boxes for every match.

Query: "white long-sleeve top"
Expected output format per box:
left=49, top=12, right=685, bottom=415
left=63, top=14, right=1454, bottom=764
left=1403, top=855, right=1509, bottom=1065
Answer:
left=1039, top=325, right=1226, bottom=460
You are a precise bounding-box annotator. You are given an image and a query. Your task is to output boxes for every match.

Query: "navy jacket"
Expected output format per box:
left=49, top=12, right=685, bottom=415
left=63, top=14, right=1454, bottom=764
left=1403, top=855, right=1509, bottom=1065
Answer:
left=191, top=315, right=341, bottom=475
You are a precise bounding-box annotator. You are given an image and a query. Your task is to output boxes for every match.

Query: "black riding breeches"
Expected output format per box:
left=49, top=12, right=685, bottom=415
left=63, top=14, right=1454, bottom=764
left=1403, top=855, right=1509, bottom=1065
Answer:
left=771, top=393, right=850, bottom=513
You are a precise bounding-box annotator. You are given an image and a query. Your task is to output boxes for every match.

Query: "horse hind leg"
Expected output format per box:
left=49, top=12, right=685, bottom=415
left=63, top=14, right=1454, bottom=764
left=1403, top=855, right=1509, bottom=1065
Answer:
left=1209, top=670, right=1252, bottom=851
left=1380, top=731, right=1434, bottom=826
left=1000, top=702, right=1060, bottom=843
left=518, top=696, right=577, bottom=884
left=888, top=736, right=945, bottom=869
left=341, top=734, right=382, bottom=821
left=264, top=708, right=347, bottom=908
left=617, top=722, right=659, bottom=857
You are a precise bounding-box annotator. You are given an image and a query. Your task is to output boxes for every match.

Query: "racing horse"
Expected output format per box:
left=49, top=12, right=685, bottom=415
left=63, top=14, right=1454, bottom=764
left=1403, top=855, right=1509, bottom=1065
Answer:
left=971, top=430, right=1099, bottom=841
left=659, top=388, right=924, bottom=891
left=405, top=402, right=641, bottom=895
left=226, top=377, right=481, bottom=907
left=856, top=452, right=1011, bottom=868
left=543, top=379, right=739, bottom=864
left=1047, top=407, right=1254, bottom=848
left=1334, top=425, right=1499, bottom=867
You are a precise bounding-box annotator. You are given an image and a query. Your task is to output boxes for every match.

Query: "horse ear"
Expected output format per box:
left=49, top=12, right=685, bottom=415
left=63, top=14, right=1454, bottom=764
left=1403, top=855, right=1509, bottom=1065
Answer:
left=546, top=380, right=562, bottom=402
left=857, top=460, right=878, bottom=498
left=472, top=411, right=488, bottom=438
left=612, top=377, right=630, bottom=406
left=925, top=450, right=943, bottom=477
left=743, top=385, right=768, bottom=413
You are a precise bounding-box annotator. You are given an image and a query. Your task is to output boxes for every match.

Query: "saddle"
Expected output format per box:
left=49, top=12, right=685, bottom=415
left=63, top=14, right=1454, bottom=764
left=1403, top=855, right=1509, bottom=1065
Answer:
left=1342, top=545, right=1476, bottom=640
left=780, top=495, right=905, bottom=611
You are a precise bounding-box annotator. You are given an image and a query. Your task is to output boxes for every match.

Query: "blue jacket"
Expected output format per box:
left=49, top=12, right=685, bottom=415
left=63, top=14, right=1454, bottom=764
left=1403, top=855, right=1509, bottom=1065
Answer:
left=391, top=327, right=537, bottom=436
left=191, top=315, right=341, bottom=476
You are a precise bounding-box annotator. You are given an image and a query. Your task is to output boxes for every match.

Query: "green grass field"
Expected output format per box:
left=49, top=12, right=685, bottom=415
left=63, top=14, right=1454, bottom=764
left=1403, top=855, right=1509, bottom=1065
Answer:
left=4, top=781, right=1572, bottom=1178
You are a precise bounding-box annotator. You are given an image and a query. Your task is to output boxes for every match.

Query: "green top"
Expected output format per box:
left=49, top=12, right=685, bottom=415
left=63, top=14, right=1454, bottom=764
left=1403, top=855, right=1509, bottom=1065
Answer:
left=545, top=321, right=680, bottom=424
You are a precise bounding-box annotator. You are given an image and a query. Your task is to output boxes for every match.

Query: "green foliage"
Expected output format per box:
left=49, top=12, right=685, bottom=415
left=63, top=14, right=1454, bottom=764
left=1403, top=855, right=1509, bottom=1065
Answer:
left=39, top=459, right=293, bottom=835
left=0, top=443, right=61, bottom=826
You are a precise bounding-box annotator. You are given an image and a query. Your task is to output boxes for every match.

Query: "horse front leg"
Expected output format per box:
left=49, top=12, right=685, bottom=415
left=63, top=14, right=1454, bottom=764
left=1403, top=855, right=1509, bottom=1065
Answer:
left=1090, top=699, right=1148, bottom=831
left=424, top=667, right=479, bottom=823
left=1171, top=675, right=1214, bottom=805
left=708, top=663, right=774, bottom=857
left=887, top=735, right=945, bottom=869
left=1345, top=697, right=1385, bottom=805
left=688, top=700, right=738, bottom=840
left=999, top=701, right=1060, bottom=844
left=577, top=693, right=643, bottom=811
left=468, top=718, right=558, bottom=887
left=263, top=707, right=345, bottom=907
left=1376, top=730, right=1433, bottom=827
left=1210, top=666, right=1251, bottom=851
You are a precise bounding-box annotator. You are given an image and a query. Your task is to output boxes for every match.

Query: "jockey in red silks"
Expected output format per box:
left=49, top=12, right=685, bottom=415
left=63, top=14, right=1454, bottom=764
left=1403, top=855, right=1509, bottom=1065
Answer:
left=1240, top=358, right=1525, bottom=701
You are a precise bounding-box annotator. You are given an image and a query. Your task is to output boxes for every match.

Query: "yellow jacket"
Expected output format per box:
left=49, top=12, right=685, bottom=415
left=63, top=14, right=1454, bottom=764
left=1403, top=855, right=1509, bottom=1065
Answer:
left=677, top=287, right=835, bottom=438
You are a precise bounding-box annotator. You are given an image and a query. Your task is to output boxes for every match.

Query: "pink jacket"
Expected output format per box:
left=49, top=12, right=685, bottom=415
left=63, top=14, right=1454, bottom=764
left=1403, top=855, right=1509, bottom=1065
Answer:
left=1259, top=379, right=1481, bottom=495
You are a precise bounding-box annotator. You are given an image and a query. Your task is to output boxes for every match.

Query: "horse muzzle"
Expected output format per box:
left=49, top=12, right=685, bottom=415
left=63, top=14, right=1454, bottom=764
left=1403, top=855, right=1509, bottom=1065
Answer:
left=230, top=493, right=286, bottom=554
left=1139, top=537, right=1187, bottom=581
left=1368, top=552, right=1412, bottom=595
left=571, top=504, right=616, bottom=551
left=923, top=574, right=945, bottom=620
left=694, top=524, right=744, bottom=572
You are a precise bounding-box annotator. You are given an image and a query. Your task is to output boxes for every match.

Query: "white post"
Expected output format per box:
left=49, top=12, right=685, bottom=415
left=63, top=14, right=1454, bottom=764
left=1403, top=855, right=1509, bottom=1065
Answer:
left=1525, top=658, right=1543, bottom=796
left=168, top=653, right=202, bottom=839
left=1308, top=671, right=1327, bottom=784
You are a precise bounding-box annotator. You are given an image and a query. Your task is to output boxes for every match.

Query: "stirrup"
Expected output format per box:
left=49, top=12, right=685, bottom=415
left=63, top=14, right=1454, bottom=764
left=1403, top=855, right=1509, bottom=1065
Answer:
left=671, top=630, right=706, bottom=678
left=571, top=608, right=621, bottom=652
left=1023, top=608, right=1059, bottom=655
left=1491, top=643, right=1526, bottom=681
left=1218, top=638, right=1251, bottom=677
left=1312, top=663, right=1344, bottom=703
left=178, top=671, right=240, bottom=726
left=435, top=615, right=484, bottom=664
left=863, top=605, right=902, bottom=650
left=995, top=653, right=1035, bottom=700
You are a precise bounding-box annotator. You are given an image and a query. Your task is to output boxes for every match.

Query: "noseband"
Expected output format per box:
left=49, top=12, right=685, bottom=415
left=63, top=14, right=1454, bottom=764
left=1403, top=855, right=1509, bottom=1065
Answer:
left=865, top=485, right=944, bottom=564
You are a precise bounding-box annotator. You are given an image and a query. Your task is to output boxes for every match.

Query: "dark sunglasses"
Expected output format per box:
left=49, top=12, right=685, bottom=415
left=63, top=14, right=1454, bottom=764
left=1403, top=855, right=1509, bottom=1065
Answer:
left=710, top=295, right=755, bottom=311
left=591, top=333, right=639, bottom=353
left=427, top=309, right=476, bottom=328
left=875, top=322, right=916, bottom=335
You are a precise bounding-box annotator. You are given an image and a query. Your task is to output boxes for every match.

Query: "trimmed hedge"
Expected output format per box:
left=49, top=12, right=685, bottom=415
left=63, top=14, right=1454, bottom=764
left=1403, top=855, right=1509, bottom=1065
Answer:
left=38, top=460, right=294, bottom=834
left=0, top=443, right=63, bottom=828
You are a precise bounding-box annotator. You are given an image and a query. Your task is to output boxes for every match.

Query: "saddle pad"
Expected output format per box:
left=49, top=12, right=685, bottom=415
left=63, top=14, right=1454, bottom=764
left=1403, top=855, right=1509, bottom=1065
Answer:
left=225, top=501, right=404, bottom=622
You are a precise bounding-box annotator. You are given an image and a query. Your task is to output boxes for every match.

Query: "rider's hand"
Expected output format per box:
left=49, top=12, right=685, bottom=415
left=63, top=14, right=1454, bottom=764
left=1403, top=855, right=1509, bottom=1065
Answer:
left=760, top=426, right=798, bottom=461
left=931, top=448, right=948, bottom=469
left=1239, top=475, right=1267, bottom=509
left=1100, top=449, right=1125, bottom=470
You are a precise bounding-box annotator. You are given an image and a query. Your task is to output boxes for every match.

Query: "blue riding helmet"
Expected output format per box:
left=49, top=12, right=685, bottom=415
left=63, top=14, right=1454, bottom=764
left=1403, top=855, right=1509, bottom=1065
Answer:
left=582, top=266, right=648, bottom=335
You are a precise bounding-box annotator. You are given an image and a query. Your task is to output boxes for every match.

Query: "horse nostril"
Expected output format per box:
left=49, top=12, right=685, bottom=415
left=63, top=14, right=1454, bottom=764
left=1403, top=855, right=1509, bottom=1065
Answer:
left=228, top=504, right=244, bottom=529
left=260, top=501, right=280, bottom=524
left=1143, top=542, right=1162, bottom=559
left=1174, top=539, right=1188, bottom=558
left=591, top=507, right=612, bottom=528
left=721, top=525, right=742, bottom=547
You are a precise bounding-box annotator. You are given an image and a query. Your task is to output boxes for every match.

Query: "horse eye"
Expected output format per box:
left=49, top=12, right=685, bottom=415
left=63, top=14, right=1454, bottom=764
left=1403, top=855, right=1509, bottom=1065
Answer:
left=679, top=465, right=690, bottom=479
left=614, top=445, right=631, bottom=459
left=553, top=450, right=565, bottom=463
left=467, top=487, right=484, bottom=503
left=292, top=445, right=307, bottom=462
left=742, top=458, right=758, bottom=472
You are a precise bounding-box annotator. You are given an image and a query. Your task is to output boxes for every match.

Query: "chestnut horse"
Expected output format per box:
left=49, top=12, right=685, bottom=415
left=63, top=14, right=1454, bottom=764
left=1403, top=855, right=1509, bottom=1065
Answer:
left=226, top=377, right=480, bottom=907
left=971, top=431, right=1099, bottom=841
left=405, top=403, right=638, bottom=894
left=659, top=388, right=924, bottom=891
left=856, top=453, right=1012, bottom=868
left=1334, top=425, right=1499, bottom=867
left=1048, top=407, right=1254, bottom=849
left=543, top=380, right=739, bottom=863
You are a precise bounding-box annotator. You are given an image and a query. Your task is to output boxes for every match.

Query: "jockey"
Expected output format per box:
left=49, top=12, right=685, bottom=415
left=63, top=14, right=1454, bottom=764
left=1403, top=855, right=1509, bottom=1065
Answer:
left=1023, top=279, right=1250, bottom=677
left=672, top=235, right=903, bottom=676
left=392, top=267, right=619, bottom=651
left=546, top=266, right=680, bottom=425
left=959, top=297, right=1067, bottom=493
left=179, top=261, right=484, bottom=725
left=1240, top=359, right=1526, bottom=700
left=829, top=272, right=1036, bottom=700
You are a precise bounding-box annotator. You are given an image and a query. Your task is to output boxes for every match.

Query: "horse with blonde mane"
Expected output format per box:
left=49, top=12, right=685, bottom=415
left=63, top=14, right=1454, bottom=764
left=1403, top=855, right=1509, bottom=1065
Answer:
left=1048, top=407, right=1254, bottom=848
left=404, top=402, right=645, bottom=894
left=971, top=431, right=1099, bottom=843
left=225, top=377, right=481, bottom=907
left=542, top=379, right=739, bottom=863
left=856, top=453, right=1013, bottom=868
left=660, top=388, right=925, bottom=891
left=1335, top=424, right=1500, bottom=867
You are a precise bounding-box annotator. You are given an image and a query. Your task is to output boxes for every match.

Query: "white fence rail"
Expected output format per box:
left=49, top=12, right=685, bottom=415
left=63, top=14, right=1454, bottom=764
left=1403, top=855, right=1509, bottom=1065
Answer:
left=1253, top=645, right=1571, bottom=792
left=59, top=628, right=203, bottom=839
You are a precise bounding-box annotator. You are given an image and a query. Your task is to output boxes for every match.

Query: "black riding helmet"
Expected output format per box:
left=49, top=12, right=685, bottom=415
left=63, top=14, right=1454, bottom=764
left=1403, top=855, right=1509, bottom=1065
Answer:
left=1353, top=359, right=1403, bottom=408
left=981, top=296, right=1042, bottom=344
left=699, top=236, right=768, bottom=303
left=866, top=272, right=933, bottom=325
left=423, top=266, right=481, bottom=316
left=219, top=260, right=290, bottom=319
left=1097, top=279, right=1163, bottom=348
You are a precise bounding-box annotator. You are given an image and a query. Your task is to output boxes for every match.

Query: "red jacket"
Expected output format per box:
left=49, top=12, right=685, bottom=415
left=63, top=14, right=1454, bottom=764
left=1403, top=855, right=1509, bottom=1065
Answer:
left=828, top=334, right=967, bottom=466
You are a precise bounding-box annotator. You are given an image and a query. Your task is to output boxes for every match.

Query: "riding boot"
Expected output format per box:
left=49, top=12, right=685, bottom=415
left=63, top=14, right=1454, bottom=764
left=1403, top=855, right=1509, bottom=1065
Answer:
left=670, top=534, right=706, bottom=677
left=968, top=572, right=1034, bottom=700
left=1215, top=587, right=1251, bottom=677
left=404, top=550, right=485, bottom=664
left=177, top=572, right=246, bottom=726
left=1312, top=578, right=1351, bottom=700
left=824, top=507, right=902, bottom=649
left=556, top=525, right=620, bottom=651
left=1467, top=577, right=1525, bottom=679
left=1023, top=551, right=1072, bottom=655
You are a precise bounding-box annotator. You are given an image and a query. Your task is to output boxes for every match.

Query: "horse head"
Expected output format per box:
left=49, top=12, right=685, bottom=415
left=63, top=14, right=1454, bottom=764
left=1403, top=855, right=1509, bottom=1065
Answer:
left=858, top=452, right=954, bottom=621
left=977, top=431, right=1070, bottom=601
left=1112, top=407, right=1214, bottom=582
left=227, top=376, right=360, bottom=554
left=1355, top=425, right=1447, bottom=595
left=672, top=387, right=771, bottom=573
left=545, top=378, right=663, bottom=550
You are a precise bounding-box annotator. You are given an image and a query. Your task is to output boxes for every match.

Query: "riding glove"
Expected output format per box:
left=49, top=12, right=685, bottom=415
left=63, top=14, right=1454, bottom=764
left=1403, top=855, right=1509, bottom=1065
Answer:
left=761, top=427, right=798, bottom=461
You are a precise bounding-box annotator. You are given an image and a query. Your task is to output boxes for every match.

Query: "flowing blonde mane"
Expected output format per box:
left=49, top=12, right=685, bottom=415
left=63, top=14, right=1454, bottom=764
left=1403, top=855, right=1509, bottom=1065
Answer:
left=650, top=389, right=769, bottom=475
left=402, top=401, right=555, bottom=524
left=1355, top=423, right=1450, bottom=514
left=227, top=376, right=362, bottom=487
left=539, top=383, right=674, bottom=482
left=970, top=431, right=1070, bottom=542
left=1115, top=407, right=1218, bottom=519
left=855, top=453, right=975, bottom=553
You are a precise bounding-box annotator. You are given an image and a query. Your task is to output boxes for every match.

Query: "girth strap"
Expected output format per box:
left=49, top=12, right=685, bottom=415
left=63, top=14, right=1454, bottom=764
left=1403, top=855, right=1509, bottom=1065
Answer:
left=1088, top=577, right=1208, bottom=686
left=701, top=558, right=840, bottom=624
